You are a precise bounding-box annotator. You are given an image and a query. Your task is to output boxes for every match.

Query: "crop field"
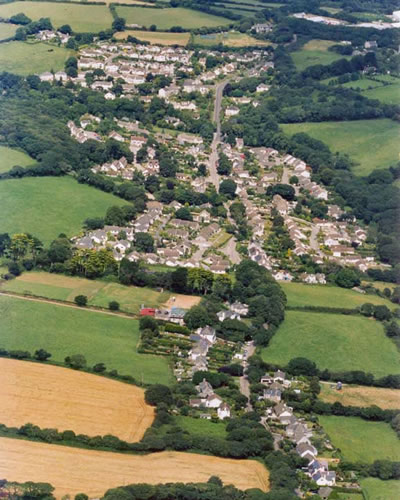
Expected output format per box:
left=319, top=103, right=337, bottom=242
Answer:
left=116, top=7, right=231, bottom=29
left=261, top=311, right=400, bottom=377
left=0, top=439, right=270, bottom=497
left=291, top=40, right=347, bottom=70
left=0, top=22, right=17, bottom=40
left=0, top=2, right=112, bottom=32
left=280, top=282, right=394, bottom=309
left=1, top=271, right=173, bottom=313
left=0, top=41, right=72, bottom=75
left=175, top=416, right=227, bottom=438
left=281, top=119, right=400, bottom=176
left=0, top=177, right=129, bottom=244
left=0, top=146, right=34, bottom=173
left=194, top=31, right=272, bottom=47
left=361, top=478, right=400, bottom=500
left=0, top=295, right=173, bottom=385
left=319, top=416, right=400, bottom=463
left=0, top=358, right=154, bottom=441
left=115, top=30, right=190, bottom=45
left=319, top=382, right=400, bottom=410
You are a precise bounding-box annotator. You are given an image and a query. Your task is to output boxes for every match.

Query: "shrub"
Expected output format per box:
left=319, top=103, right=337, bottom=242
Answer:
left=74, top=295, right=88, bottom=307
left=108, top=301, right=120, bottom=311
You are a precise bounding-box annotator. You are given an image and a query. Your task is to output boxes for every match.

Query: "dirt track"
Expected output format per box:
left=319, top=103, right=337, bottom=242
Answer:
left=0, top=438, right=270, bottom=497
left=0, top=358, right=154, bottom=442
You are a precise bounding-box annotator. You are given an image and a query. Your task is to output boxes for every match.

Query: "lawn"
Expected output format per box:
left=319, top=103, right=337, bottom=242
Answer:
left=280, top=282, right=395, bottom=310
left=0, top=2, right=112, bottom=32
left=281, top=119, right=400, bottom=176
left=0, top=22, right=17, bottom=40
left=0, top=146, right=35, bottom=174
left=291, top=40, right=347, bottom=71
left=175, top=416, right=227, bottom=438
left=319, top=416, right=400, bottom=463
left=0, top=294, right=173, bottom=385
left=115, top=30, right=190, bottom=46
left=261, top=311, right=400, bottom=377
left=361, top=478, right=400, bottom=500
left=0, top=176, right=129, bottom=244
left=0, top=271, right=172, bottom=314
left=116, top=6, right=231, bottom=29
left=0, top=41, right=72, bottom=75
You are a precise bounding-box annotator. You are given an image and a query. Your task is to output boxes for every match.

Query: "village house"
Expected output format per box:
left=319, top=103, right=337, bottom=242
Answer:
left=217, top=402, right=231, bottom=420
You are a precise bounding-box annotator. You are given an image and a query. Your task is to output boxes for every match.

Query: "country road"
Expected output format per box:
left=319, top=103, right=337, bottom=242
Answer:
left=221, top=236, right=241, bottom=264
left=239, top=341, right=256, bottom=412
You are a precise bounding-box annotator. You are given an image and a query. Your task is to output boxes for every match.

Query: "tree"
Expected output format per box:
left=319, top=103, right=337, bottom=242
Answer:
left=139, top=316, right=159, bottom=333
left=112, top=17, right=126, bottom=32
left=105, top=206, right=125, bottom=226
left=109, top=301, right=120, bottom=311
left=266, top=184, right=296, bottom=201
left=217, top=153, right=232, bottom=175
left=149, top=24, right=157, bottom=31
left=93, top=363, right=106, bottom=373
left=135, top=232, right=154, bottom=253
left=34, top=349, right=51, bottom=361
left=145, top=384, right=173, bottom=406
left=171, top=267, right=188, bottom=293
left=48, top=237, right=71, bottom=263
left=335, top=268, right=360, bottom=289
left=184, top=305, right=211, bottom=329
left=74, top=295, right=88, bottom=307
left=59, top=24, right=72, bottom=34
left=373, top=305, right=391, bottom=321
left=287, top=357, right=318, bottom=376
left=219, top=179, right=237, bottom=199
left=175, top=207, right=192, bottom=221
left=65, top=354, right=87, bottom=369
left=10, top=13, right=31, bottom=24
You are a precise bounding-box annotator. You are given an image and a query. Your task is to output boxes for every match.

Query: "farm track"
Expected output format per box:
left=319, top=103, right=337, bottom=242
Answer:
left=0, top=438, right=270, bottom=498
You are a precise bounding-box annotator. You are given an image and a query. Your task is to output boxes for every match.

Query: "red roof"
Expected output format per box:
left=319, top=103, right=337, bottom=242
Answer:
left=140, top=308, right=155, bottom=316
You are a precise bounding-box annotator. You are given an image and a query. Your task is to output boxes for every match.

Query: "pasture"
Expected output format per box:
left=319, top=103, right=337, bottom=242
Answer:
left=115, top=30, right=190, bottom=45
left=319, top=416, right=400, bottom=463
left=0, top=41, right=72, bottom=75
left=0, top=146, right=34, bottom=174
left=361, top=478, right=400, bottom=500
left=0, top=22, right=17, bottom=40
left=194, top=31, right=272, bottom=47
left=0, top=2, right=112, bottom=32
left=0, top=439, right=270, bottom=497
left=320, top=382, right=400, bottom=410
left=0, top=177, right=129, bottom=244
left=0, top=295, right=173, bottom=385
left=175, top=416, right=227, bottom=438
left=261, top=311, right=400, bottom=377
left=280, top=282, right=394, bottom=309
left=281, top=119, right=400, bottom=176
left=116, top=7, right=231, bottom=29
left=0, top=358, right=154, bottom=441
left=1, top=271, right=172, bottom=314
left=363, top=82, right=400, bottom=105
left=291, top=40, right=347, bottom=71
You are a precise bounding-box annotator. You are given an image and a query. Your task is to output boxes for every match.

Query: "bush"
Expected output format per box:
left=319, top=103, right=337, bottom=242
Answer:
left=108, top=301, right=120, bottom=311
left=74, top=295, right=88, bottom=307
left=65, top=354, right=87, bottom=370
left=145, top=384, right=173, bottom=406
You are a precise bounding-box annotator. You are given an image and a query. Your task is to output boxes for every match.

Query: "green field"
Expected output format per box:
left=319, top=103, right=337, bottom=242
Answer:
left=0, top=2, right=112, bottom=32
left=281, top=282, right=394, bottom=310
left=116, top=6, right=231, bottom=29
left=319, top=416, right=400, bottom=463
left=1, top=271, right=171, bottom=314
left=0, top=41, right=72, bottom=75
left=0, top=22, right=17, bottom=40
left=175, top=416, right=227, bottom=438
left=116, top=30, right=190, bottom=45
left=363, top=83, right=400, bottom=105
left=291, top=40, right=347, bottom=71
left=0, top=294, right=172, bottom=384
left=0, top=146, right=34, bottom=174
left=361, top=478, right=400, bottom=500
left=281, top=119, right=400, bottom=176
left=261, top=311, right=400, bottom=377
left=0, top=177, right=128, bottom=244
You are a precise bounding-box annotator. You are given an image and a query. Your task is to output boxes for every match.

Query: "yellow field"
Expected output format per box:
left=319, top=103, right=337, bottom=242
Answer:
left=0, top=358, right=154, bottom=441
left=0, top=438, right=270, bottom=497
left=115, top=30, right=190, bottom=45
left=320, top=382, right=400, bottom=410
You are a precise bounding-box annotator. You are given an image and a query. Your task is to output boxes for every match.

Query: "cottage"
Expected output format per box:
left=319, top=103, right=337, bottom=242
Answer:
left=296, top=442, right=317, bottom=459
left=217, top=403, right=231, bottom=420
left=217, top=310, right=240, bottom=322
left=196, top=378, right=214, bottom=397
left=262, top=388, right=281, bottom=403
left=205, top=393, right=223, bottom=408
left=196, top=325, right=216, bottom=344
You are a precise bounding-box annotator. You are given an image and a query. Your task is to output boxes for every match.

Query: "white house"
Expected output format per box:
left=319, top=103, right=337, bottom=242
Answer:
left=217, top=403, right=231, bottom=420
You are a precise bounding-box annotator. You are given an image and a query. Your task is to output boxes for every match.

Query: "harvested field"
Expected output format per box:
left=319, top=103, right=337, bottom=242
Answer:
left=0, top=358, right=154, bottom=442
left=0, top=438, right=270, bottom=497
left=115, top=30, right=190, bottom=45
left=320, top=382, right=400, bottom=410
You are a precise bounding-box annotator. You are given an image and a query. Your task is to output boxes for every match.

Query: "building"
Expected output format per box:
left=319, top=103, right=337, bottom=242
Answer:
left=218, top=403, right=231, bottom=420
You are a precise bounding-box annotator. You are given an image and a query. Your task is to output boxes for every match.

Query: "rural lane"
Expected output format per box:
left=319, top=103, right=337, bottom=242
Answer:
left=239, top=341, right=256, bottom=412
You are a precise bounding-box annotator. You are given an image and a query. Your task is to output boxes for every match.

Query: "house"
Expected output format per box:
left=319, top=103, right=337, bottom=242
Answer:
left=196, top=325, right=216, bottom=344
left=296, top=442, right=317, bottom=459
left=217, top=310, right=240, bottom=322
left=273, top=402, right=293, bottom=419
left=256, top=83, right=270, bottom=93
left=140, top=307, right=155, bottom=316
left=312, top=471, right=336, bottom=487
left=260, top=373, right=273, bottom=385
left=218, top=403, right=231, bottom=420
left=196, top=378, right=214, bottom=397
left=169, top=307, right=186, bottom=325
left=365, top=40, right=378, bottom=50
left=273, top=370, right=287, bottom=383
left=262, top=388, right=281, bottom=403
left=230, top=302, right=248, bottom=316
left=205, top=393, right=223, bottom=408
left=225, top=106, right=240, bottom=117
left=273, top=194, right=289, bottom=216
left=252, top=23, right=272, bottom=33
